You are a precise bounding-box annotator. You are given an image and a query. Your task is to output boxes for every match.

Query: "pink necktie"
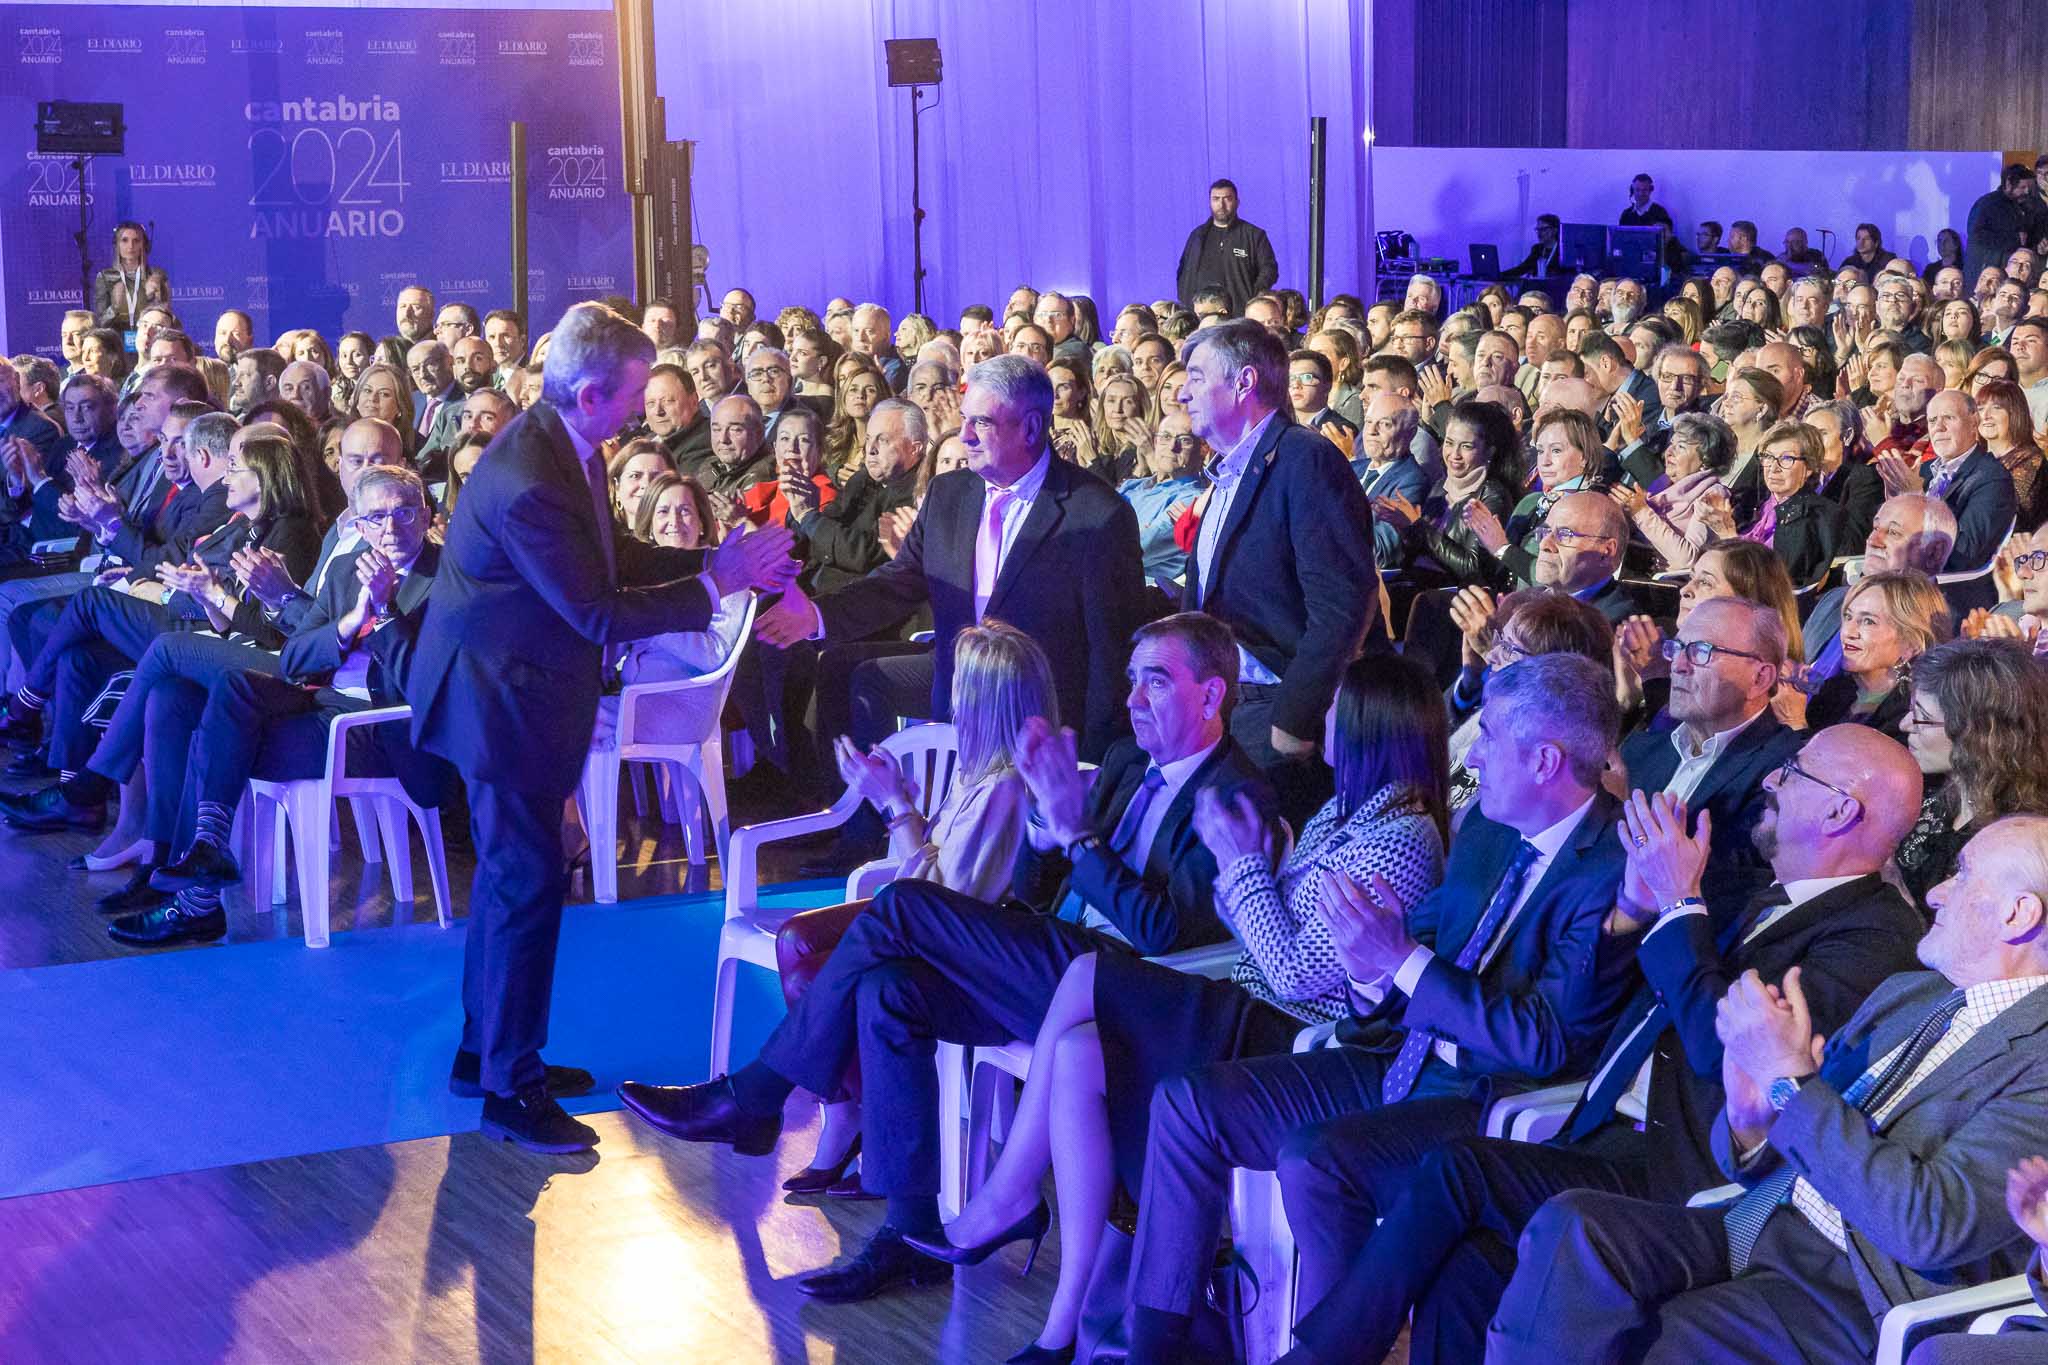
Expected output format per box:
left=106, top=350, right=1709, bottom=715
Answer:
left=973, top=486, right=1016, bottom=623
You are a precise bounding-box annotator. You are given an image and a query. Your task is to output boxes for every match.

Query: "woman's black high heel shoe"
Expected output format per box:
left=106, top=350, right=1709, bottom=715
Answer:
left=902, top=1199, right=1052, bottom=1273
left=781, top=1135, right=862, bottom=1194
left=1003, top=1344, right=1075, bottom=1364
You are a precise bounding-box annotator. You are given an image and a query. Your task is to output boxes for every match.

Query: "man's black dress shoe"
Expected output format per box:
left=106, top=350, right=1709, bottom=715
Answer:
left=5, top=748, right=52, bottom=779
left=0, top=701, right=42, bottom=748
left=107, top=902, right=226, bottom=946
left=1004, top=1345, right=1076, bottom=1365
left=0, top=783, right=103, bottom=832
left=480, top=1085, right=598, bottom=1153
left=150, top=839, right=243, bottom=892
left=99, top=864, right=168, bottom=912
left=448, top=1052, right=595, bottom=1100
left=795, top=1226, right=953, bottom=1302
left=616, top=1076, right=783, bottom=1155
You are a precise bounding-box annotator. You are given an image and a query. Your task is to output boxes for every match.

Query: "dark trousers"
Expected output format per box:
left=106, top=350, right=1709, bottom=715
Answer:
left=185, top=671, right=395, bottom=852
left=1128, top=1042, right=1479, bottom=1322
left=1228, top=686, right=1336, bottom=831
left=459, top=778, right=571, bottom=1095
left=1906, top=1327, right=2048, bottom=1365
left=1489, top=1190, right=1875, bottom=1364
left=23, top=586, right=186, bottom=769
left=816, top=643, right=935, bottom=751
left=88, top=632, right=278, bottom=844
left=756, top=877, right=1103, bottom=1197
left=1284, top=1127, right=1648, bottom=1365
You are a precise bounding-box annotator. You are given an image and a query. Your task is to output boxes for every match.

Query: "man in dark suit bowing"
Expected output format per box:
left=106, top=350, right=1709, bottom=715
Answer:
left=618, top=612, right=1275, bottom=1303
left=1176, top=320, right=1379, bottom=821
left=1491, top=813, right=2048, bottom=1365
left=1616, top=597, right=1807, bottom=914
left=407, top=302, right=798, bottom=1153
left=1122, top=653, right=1637, bottom=1362
left=1271, top=724, right=1927, bottom=1365
left=757, top=353, right=1145, bottom=762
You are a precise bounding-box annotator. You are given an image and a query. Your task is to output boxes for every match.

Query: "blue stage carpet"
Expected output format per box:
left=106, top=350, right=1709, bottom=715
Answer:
left=0, top=881, right=837, bottom=1201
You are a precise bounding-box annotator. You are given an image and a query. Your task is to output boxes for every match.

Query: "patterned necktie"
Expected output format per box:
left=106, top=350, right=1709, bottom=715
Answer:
left=1381, top=838, right=1542, bottom=1105
left=1723, top=988, right=1967, bottom=1272
left=1928, top=463, right=1957, bottom=497
left=972, top=485, right=1016, bottom=622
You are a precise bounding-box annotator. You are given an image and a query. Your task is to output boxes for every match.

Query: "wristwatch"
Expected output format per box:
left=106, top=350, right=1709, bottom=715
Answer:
left=1767, top=1076, right=1804, bottom=1112
left=1660, top=895, right=1707, bottom=917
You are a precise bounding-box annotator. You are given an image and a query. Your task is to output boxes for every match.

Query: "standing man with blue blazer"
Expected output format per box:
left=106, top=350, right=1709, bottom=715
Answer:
left=1121, top=654, right=1637, bottom=1363
left=1176, top=320, right=1381, bottom=822
left=408, top=302, right=797, bottom=1153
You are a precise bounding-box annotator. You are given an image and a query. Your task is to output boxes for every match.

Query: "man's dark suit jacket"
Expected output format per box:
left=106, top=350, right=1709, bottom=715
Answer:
left=1, top=405, right=70, bottom=540
left=814, top=456, right=1144, bottom=762
left=1928, top=445, right=2018, bottom=573
left=799, top=462, right=918, bottom=596
left=1568, top=873, right=1923, bottom=1200
left=1182, top=417, right=1383, bottom=741
left=1713, top=972, right=2048, bottom=1326
left=1766, top=488, right=1838, bottom=588
left=1336, top=792, right=1634, bottom=1086
left=107, top=478, right=233, bottom=577
left=408, top=402, right=714, bottom=798
left=1725, top=454, right=1768, bottom=533
left=1619, top=708, right=1804, bottom=914
left=658, top=412, right=712, bottom=471
left=1010, top=735, right=1273, bottom=957
left=280, top=540, right=453, bottom=808
left=21, top=430, right=124, bottom=543
left=1816, top=456, right=1884, bottom=554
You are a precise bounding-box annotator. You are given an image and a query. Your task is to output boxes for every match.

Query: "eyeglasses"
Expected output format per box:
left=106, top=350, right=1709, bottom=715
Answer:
left=353, top=505, right=422, bottom=530
left=1536, top=527, right=1614, bottom=547
left=2014, top=549, right=2048, bottom=574
left=1485, top=637, right=1528, bottom=670
left=1773, top=755, right=1859, bottom=806
left=1756, top=450, right=1809, bottom=470
left=1660, top=638, right=1772, bottom=668
left=743, top=367, right=786, bottom=382
left=1288, top=373, right=1324, bottom=386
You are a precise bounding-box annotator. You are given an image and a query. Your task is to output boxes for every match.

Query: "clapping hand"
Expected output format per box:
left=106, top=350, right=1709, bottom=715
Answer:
left=1015, top=715, right=1089, bottom=845
left=1608, top=481, right=1648, bottom=519
left=230, top=546, right=296, bottom=609
left=708, top=520, right=800, bottom=596
left=1715, top=966, right=1824, bottom=1087
left=778, top=463, right=819, bottom=519
left=354, top=545, right=399, bottom=615
left=1873, top=450, right=1920, bottom=499
left=2005, top=1156, right=2048, bottom=1252
left=154, top=558, right=216, bottom=599
left=0, top=436, right=33, bottom=495
left=1461, top=499, right=1509, bottom=553
left=1312, top=868, right=1418, bottom=982
left=834, top=735, right=910, bottom=815
left=753, top=580, right=819, bottom=646
left=1192, top=787, right=1268, bottom=866
left=1417, top=365, right=1454, bottom=410
left=1374, top=492, right=1421, bottom=531
left=1615, top=614, right=1664, bottom=676
left=1619, top=790, right=1711, bottom=911
left=1610, top=390, right=1645, bottom=446
left=1448, top=584, right=1497, bottom=669
left=877, top=504, right=918, bottom=558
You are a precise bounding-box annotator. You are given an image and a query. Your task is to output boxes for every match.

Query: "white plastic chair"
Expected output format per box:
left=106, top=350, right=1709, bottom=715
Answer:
left=247, top=704, right=453, bottom=949
left=576, top=597, right=757, bottom=903
left=1872, top=1276, right=2038, bottom=1363
left=1482, top=1080, right=1587, bottom=1143
left=707, top=721, right=960, bottom=1080
left=1934, top=516, right=2016, bottom=595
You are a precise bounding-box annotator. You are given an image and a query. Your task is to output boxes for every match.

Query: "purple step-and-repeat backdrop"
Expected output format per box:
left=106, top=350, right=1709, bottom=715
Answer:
left=1, top=5, right=630, bottom=355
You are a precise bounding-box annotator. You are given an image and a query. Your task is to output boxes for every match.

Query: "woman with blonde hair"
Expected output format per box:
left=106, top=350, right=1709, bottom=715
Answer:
left=348, top=361, right=417, bottom=462
left=1094, top=372, right=1153, bottom=481
left=1805, top=569, right=1952, bottom=742
left=769, top=622, right=1057, bottom=1197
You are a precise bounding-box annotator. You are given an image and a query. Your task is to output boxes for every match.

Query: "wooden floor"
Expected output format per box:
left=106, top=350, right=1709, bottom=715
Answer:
left=0, top=1107, right=1061, bottom=1364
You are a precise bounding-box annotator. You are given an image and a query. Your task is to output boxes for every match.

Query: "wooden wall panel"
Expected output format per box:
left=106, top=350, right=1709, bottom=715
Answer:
left=1909, top=0, right=2048, bottom=150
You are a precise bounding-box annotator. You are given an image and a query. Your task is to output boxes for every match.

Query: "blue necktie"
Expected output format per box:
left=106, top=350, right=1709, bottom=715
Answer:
left=1056, top=766, right=1164, bottom=923
left=1381, top=838, right=1541, bottom=1105
left=1723, top=989, right=1966, bottom=1271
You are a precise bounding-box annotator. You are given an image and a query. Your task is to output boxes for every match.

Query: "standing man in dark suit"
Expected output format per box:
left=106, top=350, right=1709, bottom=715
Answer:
left=1122, top=654, right=1636, bottom=1362
left=406, top=302, right=797, bottom=1153
left=1272, top=724, right=1927, bottom=1365
left=1618, top=597, right=1807, bottom=912
left=1176, top=320, right=1379, bottom=821
left=758, top=354, right=1145, bottom=763
left=1489, top=813, right=2048, bottom=1365
left=1175, top=179, right=1279, bottom=315
left=617, top=612, right=1274, bottom=1303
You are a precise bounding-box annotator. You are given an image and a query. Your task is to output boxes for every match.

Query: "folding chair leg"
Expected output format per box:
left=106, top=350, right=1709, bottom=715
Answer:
left=580, top=748, right=621, bottom=905
left=937, top=1041, right=968, bottom=1221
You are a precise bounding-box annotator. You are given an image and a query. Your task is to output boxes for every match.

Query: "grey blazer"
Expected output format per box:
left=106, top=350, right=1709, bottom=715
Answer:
left=1712, top=971, right=2048, bottom=1326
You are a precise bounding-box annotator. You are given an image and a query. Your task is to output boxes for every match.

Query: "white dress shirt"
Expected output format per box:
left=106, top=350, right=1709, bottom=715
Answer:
left=1664, top=708, right=1764, bottom=804
left=1076, top=738, right=1219, bottom=942
left=1192, top=411, right=1282, bottom=684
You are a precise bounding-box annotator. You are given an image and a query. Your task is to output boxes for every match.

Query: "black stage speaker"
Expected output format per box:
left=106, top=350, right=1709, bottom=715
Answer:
left=884, top=38, right=941, bottom=87
left=36, top=101, right=124, bottom=156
